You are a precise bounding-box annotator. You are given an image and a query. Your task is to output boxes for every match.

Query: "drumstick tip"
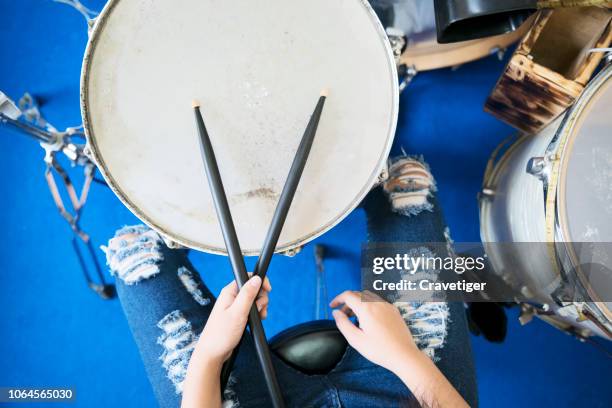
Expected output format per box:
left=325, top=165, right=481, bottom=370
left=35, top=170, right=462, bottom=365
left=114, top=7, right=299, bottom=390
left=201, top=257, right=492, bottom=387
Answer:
left=192, top=99, right=200, bottom=108
left=320, top=88, right=329, bottom=97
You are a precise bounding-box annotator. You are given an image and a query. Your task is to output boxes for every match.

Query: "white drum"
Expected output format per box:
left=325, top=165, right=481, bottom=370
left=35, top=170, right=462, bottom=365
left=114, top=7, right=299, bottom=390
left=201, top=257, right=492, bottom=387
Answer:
left=480, top=62, right=612, bottom=339
left=81, top=0, right=398, bottom=255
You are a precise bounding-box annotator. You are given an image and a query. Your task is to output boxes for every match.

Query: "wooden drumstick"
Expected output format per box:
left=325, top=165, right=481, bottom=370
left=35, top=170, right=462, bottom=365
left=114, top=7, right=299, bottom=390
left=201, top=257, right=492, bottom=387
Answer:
left=221, top=89, right=328, bottom=389
left=193, top=101, right=285, bottom=408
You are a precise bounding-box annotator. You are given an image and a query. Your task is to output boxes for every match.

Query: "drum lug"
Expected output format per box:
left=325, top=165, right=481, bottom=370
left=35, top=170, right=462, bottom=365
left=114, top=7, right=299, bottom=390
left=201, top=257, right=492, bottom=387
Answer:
left=518, top=303, right=535, bottom=325
left=82, top=143, right=95, bottom=164
left=478, top=188, right=495, bottom=202
left=161, top=234, right=184, bottom=250
left=398, top=64, right=417, bottom=93
left=519, top=301, right=550, bottom=325
left=526, top=155, right=550, bottom=182
left=386, top=27, right=415, bottom=93
left=87, top=17, right=98, bottom=37
left=282, top=246, right=302, bottom=257
left=386, top=27, right=406, bottom=65
left=376, top=164, right=389, bottom=186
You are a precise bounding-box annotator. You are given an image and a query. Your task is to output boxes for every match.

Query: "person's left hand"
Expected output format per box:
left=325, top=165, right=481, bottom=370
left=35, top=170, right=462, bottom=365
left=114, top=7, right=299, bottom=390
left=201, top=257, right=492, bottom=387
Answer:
left=193, top=274, right=271, bottom=366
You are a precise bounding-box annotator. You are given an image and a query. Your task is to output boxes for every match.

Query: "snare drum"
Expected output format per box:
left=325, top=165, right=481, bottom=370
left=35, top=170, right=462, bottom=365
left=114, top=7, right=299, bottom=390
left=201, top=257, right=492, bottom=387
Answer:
left=480, top=62, right=612, bottom=339
left=81, top=0, right=398, bottom=255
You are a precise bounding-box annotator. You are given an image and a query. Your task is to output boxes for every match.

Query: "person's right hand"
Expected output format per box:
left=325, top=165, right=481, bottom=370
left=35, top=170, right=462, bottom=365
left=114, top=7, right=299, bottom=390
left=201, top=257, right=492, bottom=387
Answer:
left=330, top=290, right=418, bottom=374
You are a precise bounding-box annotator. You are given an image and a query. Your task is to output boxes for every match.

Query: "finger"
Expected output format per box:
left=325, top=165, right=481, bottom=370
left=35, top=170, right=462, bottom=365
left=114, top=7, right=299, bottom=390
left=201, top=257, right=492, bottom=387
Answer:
left=216, top=280, right=239, bottom=309
left=340, top=304, right=355, bottom=318
left=256, top=290, right=269, bottom=302
left=332, top=309, right=363, bottom=347
left=256, top=296, right=269, bottom=312
left=330, top=291, right=363, bottom=313
left=330, top=290, right=359, bottom=307
left=260, top=306, right=268, bottom=320
left=230, top=275, right=262, bottom=316
left=262, top=276, right=272, bottom=292
left=247, top=272, right=272, bottom=292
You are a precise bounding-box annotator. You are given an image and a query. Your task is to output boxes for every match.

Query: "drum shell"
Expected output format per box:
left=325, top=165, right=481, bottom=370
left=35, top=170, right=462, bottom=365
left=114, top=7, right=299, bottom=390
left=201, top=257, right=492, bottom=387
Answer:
left=480, top=65, right=612, bottom=338
left=480, top=120, right=560, bottom=304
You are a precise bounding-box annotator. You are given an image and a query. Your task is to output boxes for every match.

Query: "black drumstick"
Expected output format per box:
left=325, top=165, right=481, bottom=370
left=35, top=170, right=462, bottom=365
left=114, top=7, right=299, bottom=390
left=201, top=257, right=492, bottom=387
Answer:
left=220, top=89, right=328, bottom=389
left=254, top=89, right=328, bottom=281
left=193, top=101, right=285, bottom=408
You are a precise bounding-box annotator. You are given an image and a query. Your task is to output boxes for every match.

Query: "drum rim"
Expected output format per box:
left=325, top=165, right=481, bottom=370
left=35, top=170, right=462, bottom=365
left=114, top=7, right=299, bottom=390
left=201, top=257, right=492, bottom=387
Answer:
left=80, top=0, right=399, bottom=255
left=400, top=14, right=533, bottom=72
left=556, top=63, right=612, bottom=323
left=557, top=63, right=612, bottom=244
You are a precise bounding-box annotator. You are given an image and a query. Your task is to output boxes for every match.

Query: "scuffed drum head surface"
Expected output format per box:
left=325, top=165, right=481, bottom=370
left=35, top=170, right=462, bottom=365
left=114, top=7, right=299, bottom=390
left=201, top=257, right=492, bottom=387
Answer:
left=562, top=71, right=612, bottom=243
left=83, top=0, right=397, bottom=253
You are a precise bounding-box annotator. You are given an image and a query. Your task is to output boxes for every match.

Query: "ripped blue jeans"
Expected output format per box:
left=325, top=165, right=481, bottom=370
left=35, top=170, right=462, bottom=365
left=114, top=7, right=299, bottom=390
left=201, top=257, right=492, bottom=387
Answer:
left=108, top=156, right=477, bottom=407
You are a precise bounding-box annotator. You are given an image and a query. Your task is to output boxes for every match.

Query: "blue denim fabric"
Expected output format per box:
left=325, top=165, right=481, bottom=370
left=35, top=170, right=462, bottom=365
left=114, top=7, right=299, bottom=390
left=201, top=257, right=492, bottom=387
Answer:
left=112, top=159, right=477, bottom=407
left=363, top=185, right=478, bottom=407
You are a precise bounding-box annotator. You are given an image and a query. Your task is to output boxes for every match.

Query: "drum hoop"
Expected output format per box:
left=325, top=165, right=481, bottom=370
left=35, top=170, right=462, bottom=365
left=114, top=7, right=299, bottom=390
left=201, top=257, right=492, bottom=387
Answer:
left=400, top=15, right=533, bottom=71
left=554, top=63, right=612, bottom=322
left=80, top=0, right=399, bottom=255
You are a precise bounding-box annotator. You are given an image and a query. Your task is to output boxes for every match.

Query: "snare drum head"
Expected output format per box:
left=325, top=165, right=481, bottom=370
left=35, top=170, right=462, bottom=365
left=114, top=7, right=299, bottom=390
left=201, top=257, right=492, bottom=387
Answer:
left=82, top=0, right=398, bottom=254
left=560, top=65, right=612, bottom=244
left=559, top=65, right=612, bottom=318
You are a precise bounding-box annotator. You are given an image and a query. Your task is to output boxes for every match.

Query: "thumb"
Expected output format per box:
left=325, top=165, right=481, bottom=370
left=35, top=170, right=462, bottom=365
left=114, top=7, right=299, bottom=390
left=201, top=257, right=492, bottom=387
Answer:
left=332, top=309, right=363, bottom=348
left=230, top=275, right=262, bottom=316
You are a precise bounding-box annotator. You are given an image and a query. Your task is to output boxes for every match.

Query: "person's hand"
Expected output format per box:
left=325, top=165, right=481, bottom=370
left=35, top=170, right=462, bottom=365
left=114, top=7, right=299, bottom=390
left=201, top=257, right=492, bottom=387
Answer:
left=331, top=291, right=469, bottom=408
left=193, top=274, right=271, bottom=366
left=330, top=290, right=418, bottom=374
left=182, top=275, right=270, bottom=408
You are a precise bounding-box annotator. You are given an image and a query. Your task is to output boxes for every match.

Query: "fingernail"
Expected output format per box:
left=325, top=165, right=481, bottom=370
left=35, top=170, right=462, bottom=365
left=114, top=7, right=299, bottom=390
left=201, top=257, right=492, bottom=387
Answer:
left=250, top=275, right=262, bottom=287
left=332, top=309, right=340, bottom=318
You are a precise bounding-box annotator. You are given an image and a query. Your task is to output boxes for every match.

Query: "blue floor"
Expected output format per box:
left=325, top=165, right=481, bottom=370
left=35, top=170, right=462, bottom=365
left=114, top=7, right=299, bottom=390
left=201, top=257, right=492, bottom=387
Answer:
left=1, top=1, right=610, bottom=407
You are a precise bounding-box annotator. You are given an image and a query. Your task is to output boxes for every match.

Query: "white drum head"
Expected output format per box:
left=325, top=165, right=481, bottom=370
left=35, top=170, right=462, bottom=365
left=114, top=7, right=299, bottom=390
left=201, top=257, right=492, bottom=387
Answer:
left=559, top=65, right=612, bottom=319
left=561, top=66, right=612, bottom=244
left=82, top=0, right=398, bottom=254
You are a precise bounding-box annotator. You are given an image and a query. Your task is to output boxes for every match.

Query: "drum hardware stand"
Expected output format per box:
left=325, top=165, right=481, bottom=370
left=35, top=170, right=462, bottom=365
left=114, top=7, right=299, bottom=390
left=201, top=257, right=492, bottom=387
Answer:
left=53, top=0, right=99, bottom=30
left=386, top=28, right=417, bottom=93
left=0, top=92, right=115, bottom=299
left=314, top=244, right=329, bottom=320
